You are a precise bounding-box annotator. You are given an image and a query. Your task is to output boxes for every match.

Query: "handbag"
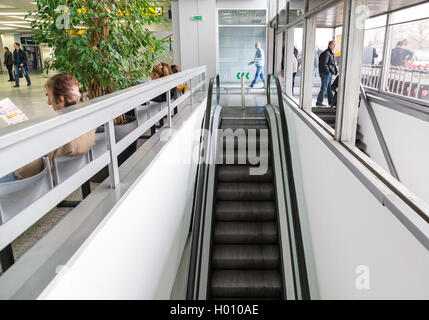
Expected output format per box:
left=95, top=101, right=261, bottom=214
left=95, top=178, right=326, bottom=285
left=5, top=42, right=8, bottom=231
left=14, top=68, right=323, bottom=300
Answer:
left=18, top=67, right=23, bottom=78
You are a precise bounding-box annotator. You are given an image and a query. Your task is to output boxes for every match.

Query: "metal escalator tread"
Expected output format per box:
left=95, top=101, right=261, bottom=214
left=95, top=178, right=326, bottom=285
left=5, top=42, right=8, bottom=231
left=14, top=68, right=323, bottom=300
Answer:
left=214, top=221, right=278, bottom=244
left=213, top=244, right=280, bottom=269
left=208, top=115, right=284, bottom=299
left=215, top=201, right=276, bottom=221
left=216, top=182, right=274, bottom=201
left=217, top=166, right=272, bottom=182
left=210, top=270, right=282, bottom=299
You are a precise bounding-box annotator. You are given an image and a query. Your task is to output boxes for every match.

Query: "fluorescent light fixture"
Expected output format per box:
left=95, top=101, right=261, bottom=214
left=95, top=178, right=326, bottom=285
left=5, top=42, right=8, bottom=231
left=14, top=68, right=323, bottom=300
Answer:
left=0, top=21, right=31, bottom=24
left=0, top=27, right=15, bottom=30
left=0, top=13, right=28, bottom=16
left=4, top=24, right=32, bottom=29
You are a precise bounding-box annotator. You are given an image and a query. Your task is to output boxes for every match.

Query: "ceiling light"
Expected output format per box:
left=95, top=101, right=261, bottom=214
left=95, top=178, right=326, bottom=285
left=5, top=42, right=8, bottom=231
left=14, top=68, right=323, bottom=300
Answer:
left=0, top=21, right=31, bottom=24
left=0, top=13, right=28, bottom=16
left=0, top=27, right=15, bottom=30
left=4, top=24, right=32, bottom=29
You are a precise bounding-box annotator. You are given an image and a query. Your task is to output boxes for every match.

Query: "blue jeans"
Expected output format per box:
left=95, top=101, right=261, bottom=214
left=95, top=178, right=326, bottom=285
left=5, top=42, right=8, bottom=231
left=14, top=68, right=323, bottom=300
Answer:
left=0, top=172, right=18, bottom=183
left=317, top=72, right=333, bottom=105
left=15, top=65, right=31, bottom=87
left=250, top=66, right=265, bottom=87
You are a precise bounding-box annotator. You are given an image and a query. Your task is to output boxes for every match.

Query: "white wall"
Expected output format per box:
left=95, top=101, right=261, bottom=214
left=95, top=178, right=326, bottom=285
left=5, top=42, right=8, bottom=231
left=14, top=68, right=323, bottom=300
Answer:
left=37, top=103, right=205, bottom=299
left=286, top=102, right=429, bottom=299
left=174, top=0, right=217, bottom=78
left=358, top=101, right=429, bottom=206
left=173, top=0, right=270, bottom=78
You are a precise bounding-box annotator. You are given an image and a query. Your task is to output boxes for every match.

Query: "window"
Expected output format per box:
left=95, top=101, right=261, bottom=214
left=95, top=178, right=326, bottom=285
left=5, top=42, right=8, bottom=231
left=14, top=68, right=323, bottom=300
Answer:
left=384, top=5, right=429, bottom=102
left=360, top=16, right=386, bottom=89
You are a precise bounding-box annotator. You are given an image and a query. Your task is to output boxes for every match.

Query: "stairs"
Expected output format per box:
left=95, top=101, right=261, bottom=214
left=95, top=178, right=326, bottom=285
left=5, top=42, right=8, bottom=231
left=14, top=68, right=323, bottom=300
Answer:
left=208, top=114, right=284, bottom=299
left=312, top=107, right=368, bottom=155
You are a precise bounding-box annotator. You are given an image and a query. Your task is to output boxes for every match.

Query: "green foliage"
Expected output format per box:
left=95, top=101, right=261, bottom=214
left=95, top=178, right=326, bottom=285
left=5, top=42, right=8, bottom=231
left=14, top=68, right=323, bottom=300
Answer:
left=29, top=0, right=166, bottom=98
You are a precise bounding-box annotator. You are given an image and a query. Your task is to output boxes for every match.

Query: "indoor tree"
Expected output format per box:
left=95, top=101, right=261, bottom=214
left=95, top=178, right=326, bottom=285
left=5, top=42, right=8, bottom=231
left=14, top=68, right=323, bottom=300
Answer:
left=30, top=0, right=166, bottom=100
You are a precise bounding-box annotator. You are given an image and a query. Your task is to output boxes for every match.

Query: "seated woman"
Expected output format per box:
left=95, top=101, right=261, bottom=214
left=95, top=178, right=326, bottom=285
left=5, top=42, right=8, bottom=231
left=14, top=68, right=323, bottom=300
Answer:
left=0, top=73, right=95, bottom=183
left=170, top=64, right=189, bottom=115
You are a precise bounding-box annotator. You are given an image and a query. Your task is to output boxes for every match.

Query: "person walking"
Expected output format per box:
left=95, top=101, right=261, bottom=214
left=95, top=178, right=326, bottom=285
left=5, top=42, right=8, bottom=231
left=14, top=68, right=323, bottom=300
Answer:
left=292, top=47, right=299, bottom=94
left=3, top=47, right=14, bottom=82
left=13, top=42, right=31, bottom=88
left=248, top=42, right=265, bottom=88
left=362, top=41, right=379, bottom=65
left=316, top=41, right=338, bottom=106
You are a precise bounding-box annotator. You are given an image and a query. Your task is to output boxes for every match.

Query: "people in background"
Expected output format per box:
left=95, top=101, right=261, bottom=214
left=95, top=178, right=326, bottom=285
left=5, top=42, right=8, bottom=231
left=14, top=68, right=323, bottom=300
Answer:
left=170, top=64, right=189, bottom=115
left=0, top=73, right=95, bottom=183
left=151, top=62, right=173, bottom=103
left=314, top=47, right=321, bottom=77
left=316, top=40, right=338, bottom=106
left=390, top=40, right=414, bottom=67
left=292, top=47, right=299, bottom=94
left=248, top=42, right=265, bottom=89
left=362, top=41, right=379, bottom=65
left=13, top=42, right=31, bottom=88
left=3, top=47, right=14, bottom=82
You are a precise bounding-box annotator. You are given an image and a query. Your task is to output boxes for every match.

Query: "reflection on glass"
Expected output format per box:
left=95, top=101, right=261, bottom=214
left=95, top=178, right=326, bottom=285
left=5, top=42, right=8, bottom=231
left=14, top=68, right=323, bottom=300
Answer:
left=384, top=18, right=429, bottom=102
left=292, top=24, right=303, bottom=103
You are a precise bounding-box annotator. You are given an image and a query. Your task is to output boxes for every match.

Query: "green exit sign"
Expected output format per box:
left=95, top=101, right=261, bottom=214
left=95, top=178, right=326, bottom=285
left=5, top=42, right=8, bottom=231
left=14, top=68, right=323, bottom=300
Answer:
left=192, top=15, right=203, bottom=21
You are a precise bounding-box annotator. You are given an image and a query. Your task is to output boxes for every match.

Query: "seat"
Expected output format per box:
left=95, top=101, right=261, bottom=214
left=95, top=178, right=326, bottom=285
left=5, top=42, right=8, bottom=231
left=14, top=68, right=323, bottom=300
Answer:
left=136, top=101, right=164, bottom=126
left=90, top=132, right=108, bottom=160
left=53, top=153, right=91, bottom=185
left=0, top=157, right=53, bottom=224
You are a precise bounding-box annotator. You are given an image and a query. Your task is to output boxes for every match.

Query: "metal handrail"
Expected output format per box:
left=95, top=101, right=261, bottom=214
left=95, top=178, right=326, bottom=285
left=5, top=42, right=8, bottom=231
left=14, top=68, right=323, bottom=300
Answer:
left=186, top=74, right=219, bottom=299
left=267, top=74, right=310, bottom=299
left=0, top=66, right=207, bottom=254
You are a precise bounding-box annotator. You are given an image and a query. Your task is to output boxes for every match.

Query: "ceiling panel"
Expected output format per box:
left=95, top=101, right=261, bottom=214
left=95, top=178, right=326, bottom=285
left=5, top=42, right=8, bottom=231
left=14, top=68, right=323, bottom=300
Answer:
left=0, top=0, right=37, bottom=33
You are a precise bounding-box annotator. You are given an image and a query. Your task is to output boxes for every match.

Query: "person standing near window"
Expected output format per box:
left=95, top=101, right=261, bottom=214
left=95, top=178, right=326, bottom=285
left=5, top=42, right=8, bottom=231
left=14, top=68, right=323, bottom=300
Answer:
left=13, top=42, right=31, bottom=88
left=316, top=41, right=338, bottom=106
left=248, top=42, right=265, bottom=89
left=3, top=47, right=14, bottom=82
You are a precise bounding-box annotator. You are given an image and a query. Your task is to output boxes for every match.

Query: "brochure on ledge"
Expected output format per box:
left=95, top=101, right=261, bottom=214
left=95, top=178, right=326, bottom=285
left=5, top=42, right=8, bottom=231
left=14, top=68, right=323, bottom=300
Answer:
left=0, top=98, right=29, bottom=125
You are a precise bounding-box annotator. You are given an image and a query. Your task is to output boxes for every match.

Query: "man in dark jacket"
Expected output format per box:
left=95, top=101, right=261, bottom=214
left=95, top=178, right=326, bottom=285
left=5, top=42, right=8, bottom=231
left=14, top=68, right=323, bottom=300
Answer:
left=316, top=41, right=338, bottom=106
left=13, top=42, right=31, bottom=88
left=3, top=47, right=14, bottom=81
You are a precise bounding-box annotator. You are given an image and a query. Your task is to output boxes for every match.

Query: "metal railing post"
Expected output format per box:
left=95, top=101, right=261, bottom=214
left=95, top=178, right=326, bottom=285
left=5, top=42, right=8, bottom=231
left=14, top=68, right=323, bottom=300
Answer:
left=167, top=90, right=172, bottom=128
left=241, top=76, right=245, bottom=109
left=105, top=120, right=120, bottom=188
left=190, top=78, right=194, bottom=106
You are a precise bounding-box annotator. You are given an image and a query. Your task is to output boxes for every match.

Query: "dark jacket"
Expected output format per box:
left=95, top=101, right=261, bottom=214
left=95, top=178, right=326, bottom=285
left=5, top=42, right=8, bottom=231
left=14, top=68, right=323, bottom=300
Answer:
left=13, top=48, right=27, bottom=66
left=4, top=51, right=13, bottom=66
left=318, top=48, right=337, bottom=75
left=390, top=46, right=413, bottom=67
left=331, top=76, right=339, bottom=107
left=362, top=46, right=378, bottom=65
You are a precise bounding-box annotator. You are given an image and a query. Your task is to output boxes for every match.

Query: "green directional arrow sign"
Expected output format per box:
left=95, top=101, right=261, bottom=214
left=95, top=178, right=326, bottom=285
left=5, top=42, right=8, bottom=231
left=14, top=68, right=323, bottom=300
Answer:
left=236, top=72, right=251, bottom=80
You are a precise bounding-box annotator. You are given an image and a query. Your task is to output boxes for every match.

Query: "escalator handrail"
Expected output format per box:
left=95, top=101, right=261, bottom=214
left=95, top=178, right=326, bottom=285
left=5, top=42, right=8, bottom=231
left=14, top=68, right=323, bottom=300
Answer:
left=186, top=74, right=220, bottom=299
left=267, top=74, right=311, bottom=300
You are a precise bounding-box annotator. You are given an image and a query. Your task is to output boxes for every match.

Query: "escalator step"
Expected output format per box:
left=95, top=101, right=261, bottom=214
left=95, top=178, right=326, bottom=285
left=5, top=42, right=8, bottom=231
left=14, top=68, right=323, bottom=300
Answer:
left=214, top=221, right=278, bottom=244
left=220, top=150, right=270, bottom=165
left=212, top=245, right=280, bottom=269
left=217, top=166, right=273, bottom=182
left=222, top=135, right=270, bottom=151
left=217, top=182, right=274, bottom=201
left=221, top=118, right=267, bottom=126
left=221, top=124, right=268, bottom=131
left=210, top=270, right=282, bottom=299
left=216, top=201, right=276, bottom=221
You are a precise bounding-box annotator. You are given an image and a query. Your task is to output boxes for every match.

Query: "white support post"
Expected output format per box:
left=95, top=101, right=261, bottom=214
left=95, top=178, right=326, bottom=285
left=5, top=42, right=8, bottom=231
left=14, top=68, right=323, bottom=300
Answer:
left=285, top=27, right=295, bottom=97
left=301, top=15, right=316, bottom=112
left=105, top=120, right=120, bottom=188
left=190, top=78, right=194, bottom=106
left=167, top=90, right=172, bottom=128
left=335, top=0, right=367, bottom=144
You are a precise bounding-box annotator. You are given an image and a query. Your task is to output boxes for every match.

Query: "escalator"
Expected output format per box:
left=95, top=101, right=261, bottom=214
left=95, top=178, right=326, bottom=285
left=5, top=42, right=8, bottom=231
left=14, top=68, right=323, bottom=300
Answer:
left=187, top=75, right=309, bottom=300
left=210, top=110, right=283, bottom=299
